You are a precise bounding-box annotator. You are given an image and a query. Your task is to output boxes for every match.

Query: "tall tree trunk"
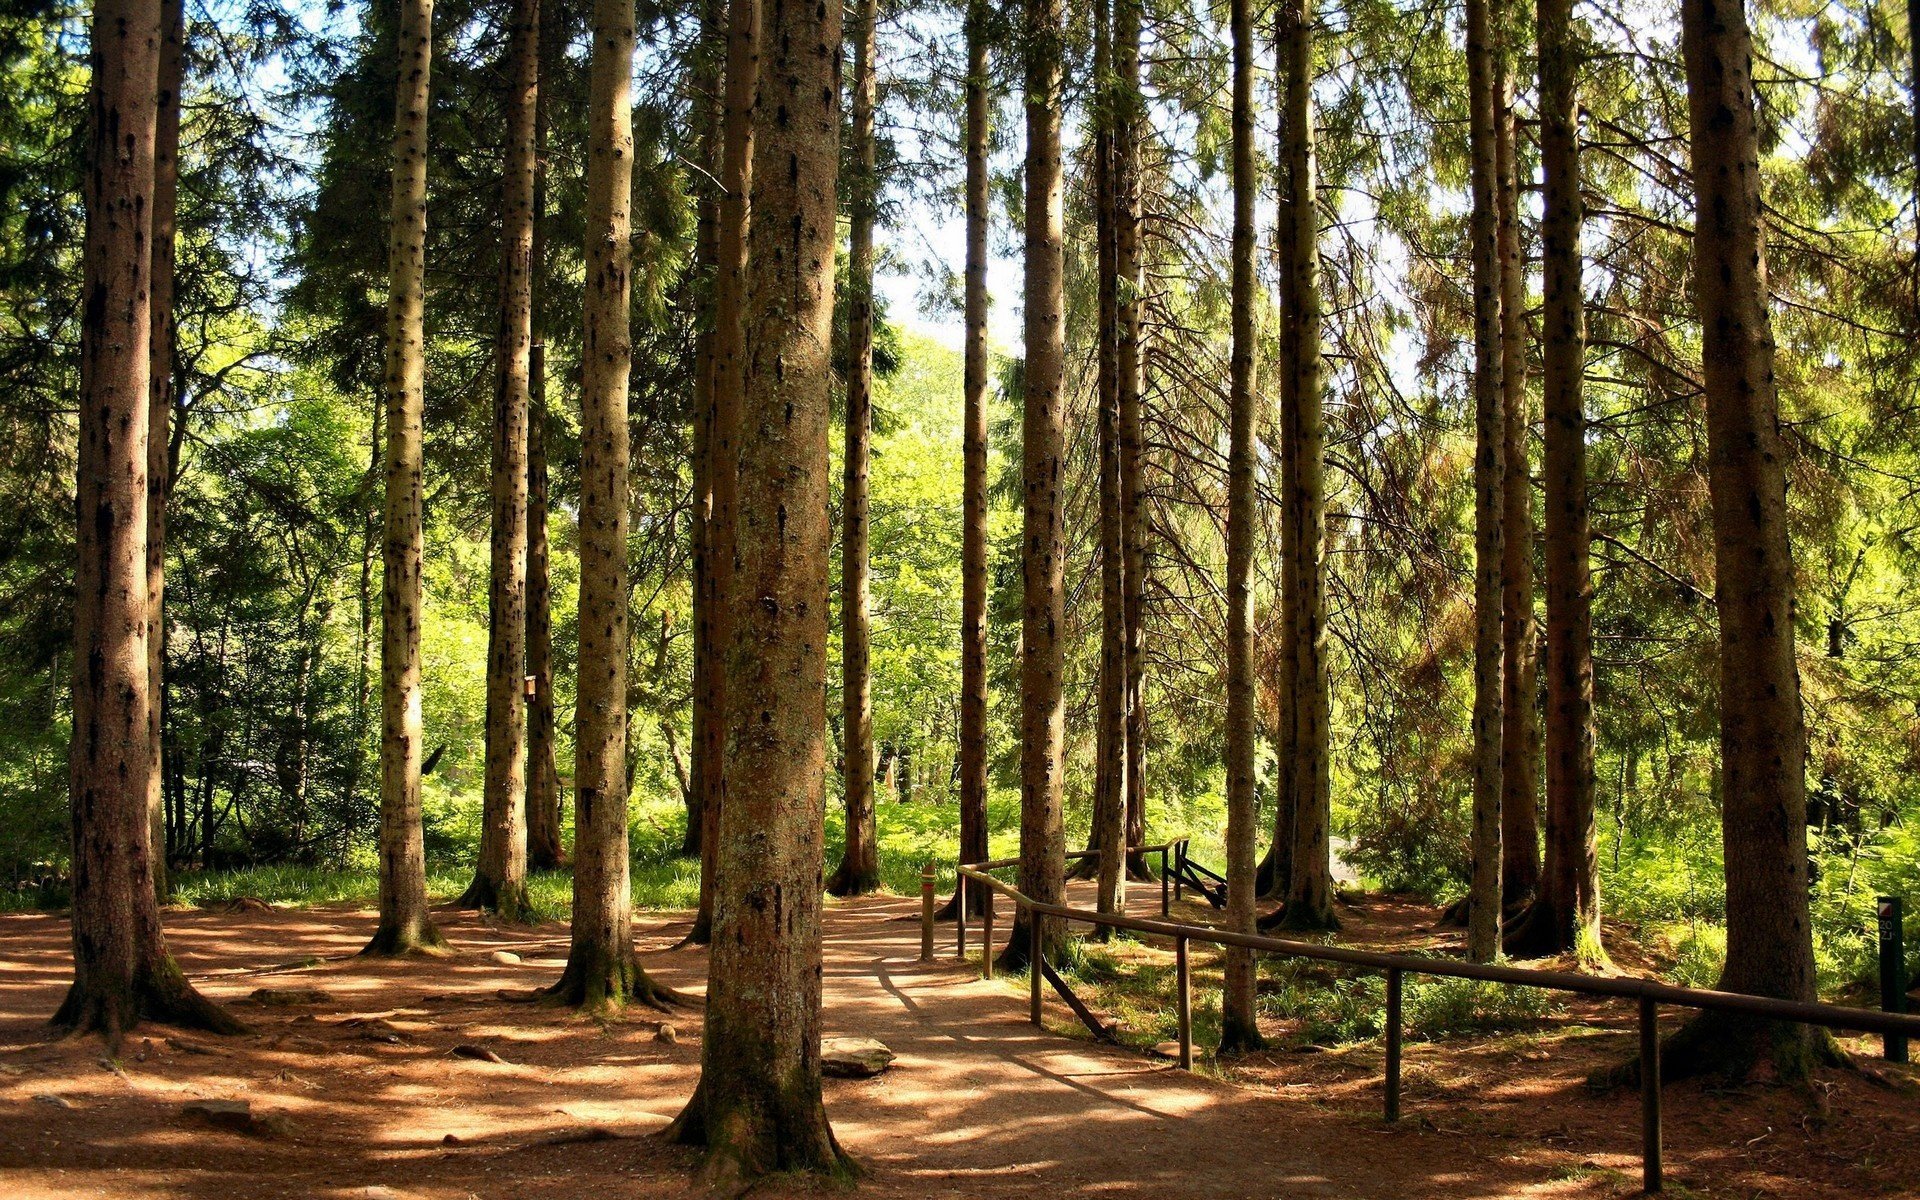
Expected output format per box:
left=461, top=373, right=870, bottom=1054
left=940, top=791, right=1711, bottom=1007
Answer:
left=940, top=0, right=992, bottom=920
left=463, top=0, right=539, bottom=921
left=1115, top=0, right=1151, bottom=881
left=1506, top=0, right=1599, bottom=963
left=1278, top=0, right=1336, bottom=932
left=828, top=0, right=880, bottom=898
left=685, top=0, right=721, bottom=866
left=1219, top=0, right=1265, bottom=1054
left=1464, top=0, right=1506, bottom=964
left=524, top=0, right=564, bottom=872
left=1088, top=0, right=1128, bottom=923
left=998, top=0, right=1069, bottom=975
left=57, top=0, right=239, bottom=1044
left=541, top=0, right=674, bottom=1009
left=366, top=0, right=447, bottom=957
left=1665, top=0, right=1828, bottom=1080
left=1495, top=12, right=1540, bottom=911
left=145, top=0, right=183, bottom=903
left=687, top=0, right=758, bottom=946
left=666, top=0, right=849, bottom=1178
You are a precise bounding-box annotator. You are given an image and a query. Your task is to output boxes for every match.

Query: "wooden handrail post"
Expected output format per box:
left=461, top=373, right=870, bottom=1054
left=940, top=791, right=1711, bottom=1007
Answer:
left=955, top=874, right=967, bottom=960
left=1176, top=934, right=1192, bottom=1069
left=1160, top=845, right=1170, bottom=916
left=1029, top=909, right=1043, bottom=1026
left=983, top=893, right=995, bottom=979
left=1640, top=995, right=1662, bottom=1193
left=1174, top=841, right=1185, bottom=902
left=1384, top=967, right=1403, bottom=1123
left=920, top=862, right=936, bottom=961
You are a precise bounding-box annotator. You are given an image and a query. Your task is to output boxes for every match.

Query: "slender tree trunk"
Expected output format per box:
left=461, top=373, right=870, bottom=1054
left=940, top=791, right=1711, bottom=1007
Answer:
left=57, top=0, right=239, bottom=1044
left=366, top=0, right=447, bottom=957
left=940, top=0, right=992, bottom=920
left=1219, top=0, right=1265, bottom=1054
left=666, top=0, right=849, bottom=1178
left=687, top=0, right=758, bottom=946
left=1665, top=0, right=1829, bottom=1080
left=685, top=0, right=721, bottom=866
left=1087, top=0, right=1128, bottom=923
left=828, top=0, right=880, bottom=898
left=1115, top=0, right=1151, bottom=882
left=1506, top=0, right=1599, bottom=963
left=1278, top=0, right=1336, bottom=932
left=998, top=0, right=1069, bottom=975
left=463, top=0, right=539, bottom=921
left=524, top=0, right=564, bottom=873
left=1464, top=0, right=1506, bottom=964
left=541, top=0, right=674, bottom=1009
left=1495, top=13, right=1540, bottom=912
left=144, top=0, right=183, bottom=903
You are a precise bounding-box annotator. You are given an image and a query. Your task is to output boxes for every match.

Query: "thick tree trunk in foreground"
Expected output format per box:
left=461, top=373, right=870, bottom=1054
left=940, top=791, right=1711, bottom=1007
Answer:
left=828, top=0, right=880, bottom=898
left=1219, top=0, right=1265, bottom=1054
left=687, top=0, right=758, bottom=946
left=686, top=0, right=721, bottom=866
left=463, top=0, right=539, bottom=921
left=58, top=0, right=239, bottom=1044
left=942, top=0, right=992, bottom=920
left=1666, top=0, right=1828, bottom=1080
left=543, top=0, right=674, bottom=1009
left=145, top=0, right=183, bottom=902
left=1507, top=0, right=1600, bottom=962
left=1277, top=0, right=1335, bottom=932
left=667, top=0, right=849, bottom=1179
left=998, top=0, right=1069, bottom=975
left=1087, top=0, right=1128, bottom=923
left=1495, top=23, right=1540, bottom=911
left=1115, top=0, right=1151, bottom=881
left=366, top=0, right=447, bottom=957
left=1464, top=0, right=1506, bottom=964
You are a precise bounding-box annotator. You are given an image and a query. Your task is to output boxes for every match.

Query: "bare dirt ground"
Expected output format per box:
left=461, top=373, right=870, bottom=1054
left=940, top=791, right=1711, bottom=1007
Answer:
left=1, top=886, right=1915, bottom=1199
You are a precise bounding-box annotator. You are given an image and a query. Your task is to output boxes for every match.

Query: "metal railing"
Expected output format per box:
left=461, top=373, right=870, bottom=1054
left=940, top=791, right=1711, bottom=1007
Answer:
left=921, top=847, right=1920, bottom=1195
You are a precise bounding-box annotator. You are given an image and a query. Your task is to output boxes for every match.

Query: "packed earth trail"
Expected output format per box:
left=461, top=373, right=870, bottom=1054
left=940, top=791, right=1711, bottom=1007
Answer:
left=1, top=889, right=1913, bottom=1199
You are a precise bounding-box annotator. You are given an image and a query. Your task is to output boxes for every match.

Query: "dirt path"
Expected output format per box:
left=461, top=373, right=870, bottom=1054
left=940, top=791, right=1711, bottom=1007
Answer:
left=0, top=889, right=1912, bottom=1198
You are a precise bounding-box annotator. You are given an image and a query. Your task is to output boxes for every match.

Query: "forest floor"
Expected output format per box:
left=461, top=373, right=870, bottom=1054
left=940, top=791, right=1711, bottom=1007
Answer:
left=1, top=885, right=1916, bottom=1199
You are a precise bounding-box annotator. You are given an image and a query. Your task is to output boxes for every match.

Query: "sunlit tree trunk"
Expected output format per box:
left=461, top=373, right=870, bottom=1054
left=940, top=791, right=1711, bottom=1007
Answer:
left=667, top=0, right=849, bottom=1178
left=463, top=0, right=539, bottom=921
left=1506, top=0, right=1599, bottom=963
left=998, top=0, right=1069, bottom=974
left=1495, top=16, right=1540, bottom=911
left=1666, top=0, right=1828, bottom=1079
left=1278, top=0, right=1335, bottom=932
left=145, top=0, right=183, bottom=903
left=58, top=0, right=240, bottom=1043
left=687, top=0, right=758, bottom=946
left=1464, top=0, right=1506, bottom=964
left=366, top=0, right=447, bottom=957
left=1115, top=0, right=1150, bottom=881
left=1219, top=0, right=1265, bottom=1053
left=828, top=0, right=880, bottom=897
left=542, top=0, right=674, bottom=1008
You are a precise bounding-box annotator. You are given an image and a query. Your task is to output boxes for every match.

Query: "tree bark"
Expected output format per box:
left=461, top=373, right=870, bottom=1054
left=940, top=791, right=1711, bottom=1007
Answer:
left=1505, top=0, right=1600, bottom=963
left=998, top=0, right=1069, bottom=975
left=1277, top=0, right=1336, bottom=932
left=1465, top=0, right=1506, bottom=964
left=1087, top=0, right=1128, bottom=924
left=541, top=0, right=675, bottom=1009
left=686, top=0, right=721, bottom=866
left=940, top=0, right=992, bottom=920
left=1495, top=10, right=1540, bottom=911
left=463, top=0, right=539, bottom=922
left=1665, top=0, right=1828, bottom=1080
left=145, top=0, right=183, bottom=903
left=667, top=0, right=849, bottom=1178
left=1219, top=0, right=1265, bottom=1054
left=1116, top=0, right=1151, bottom=882
left=366, top=0, right=447, bottom=957
left=687, top=0, right=758, bottom=947
left=828, top=0, right=880, bottom=898
left=58, top=0, right=239, bottom=1044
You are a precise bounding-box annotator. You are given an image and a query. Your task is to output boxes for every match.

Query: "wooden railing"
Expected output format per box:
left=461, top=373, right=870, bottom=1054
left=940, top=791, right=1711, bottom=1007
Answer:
left=919, top=847, right=1920, bottom=1195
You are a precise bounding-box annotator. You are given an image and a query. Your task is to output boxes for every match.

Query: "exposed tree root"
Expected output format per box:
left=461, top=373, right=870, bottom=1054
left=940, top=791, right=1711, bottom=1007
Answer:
left=1591, top=1009, right=1848, bottom=1089
left=455, top=875, right=533, bottom=923
left=360, top=915, right=450, bottom=958
left=537, top=949, right=689, bottom=1015
left=53, top=956, right=247, bottom=1053
left=675, top=915, right=713, bottom=949
left=667, top=1079, right=858, bottom=1188
left=933, top=887, right=990, bottom=922
left=1218, top=1012, right=1267, bottom=1056
left=823, top=863, right=882, bottom=898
